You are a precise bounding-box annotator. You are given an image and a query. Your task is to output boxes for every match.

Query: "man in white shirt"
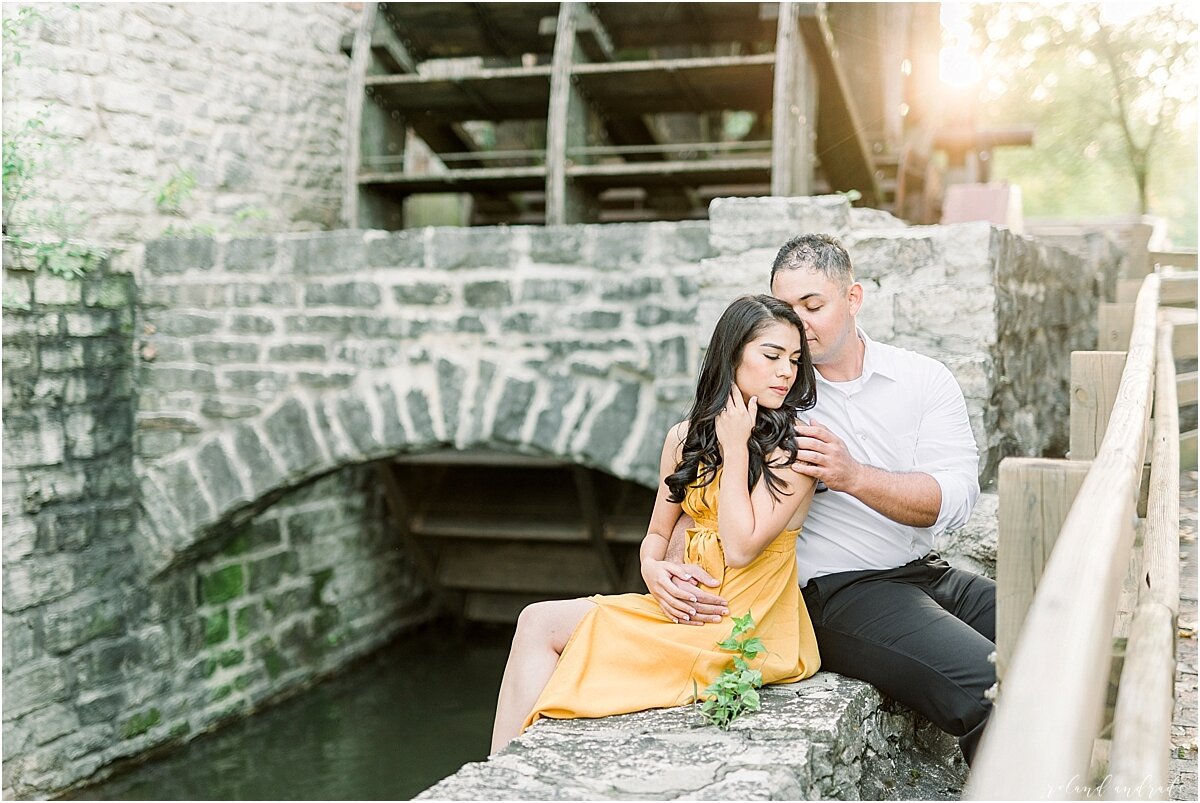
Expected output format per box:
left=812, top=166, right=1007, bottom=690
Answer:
left=655, top=234, right=994, bottom=764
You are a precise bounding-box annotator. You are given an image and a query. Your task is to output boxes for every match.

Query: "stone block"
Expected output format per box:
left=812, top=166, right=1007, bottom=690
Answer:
left=197, top=438, right=248, bottom=514
left=33, top=274, right=81, bottom=306
left=373, top=382, right=407, bottom=449
left=248, top=552, right=299, bottom=593
left=201, top=567, right=244, bottom=606
left=199, top=398, right=261, bottom=421
left=3, top=659, right=71, bottom=719
left=148, top=311, right=221, bottom=337
left=523, top=278, right=587, bottom=303
left=220, top=369, right=288, bottom=396
left=892, top=285, right=996, bottom=355
left=192, top=341, right=260, bottom=364
left=228, top=314, right=275, bottom=335
left=529, top=226, right=584, bottom=265
left=635, top=305, right=694, bottom=327
left=296, top=371, right=355, bottom=390
left=304, top=282, right=381, bottom=308
left=159, top=458, right=215, bottom=531
left=231, top=281, right=297, bottom=307
left=82, top=275, right=132, bottom=309
left=492, top=377, right=536, bottom=443
left=581, top=382, right=640, bottom=466
left=392, top=282, right=453, bottom=305
left=366, top=230, right=425, bottom=268
left=599, top=277, right=662, bottom=302
left=589, top=224, right=647, bottom=271
left=436, top=359, right=465, bottom=444
left=936, top=492, right=998, bottom=579
left=336, top=395, right=378, bottom=455
left=708, top=196, right=852, bottom=255
left=670, top=220, right=716, bottom=262
left=230, top=422, right=284, bottom=496
left=843, top=231, right=938, bottom=282
left=262, top=398, right=324, bottom=478
left=267, top=343, right=326, bottom=362
left=430, top=227, right=514, bottom=269
left=406, top=388, right=437, bottom=446
left=501, top=312, right=536, bottom=334
left=224, top=237, right=277, bottom=273
left=42, top=593, right=124, bottom=654
left=144, top=238, right=215, bottom=274
left=284, top=232, right=366, bottom=276
left=571, top=310, right=622, bottom=330
left=463, top=280, right=512, bottom=308
left=2, top=560, right=77, bottom=613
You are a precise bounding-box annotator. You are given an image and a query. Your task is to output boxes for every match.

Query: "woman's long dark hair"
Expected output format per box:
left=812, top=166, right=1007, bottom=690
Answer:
left=665, top=294, right=816, bottom=503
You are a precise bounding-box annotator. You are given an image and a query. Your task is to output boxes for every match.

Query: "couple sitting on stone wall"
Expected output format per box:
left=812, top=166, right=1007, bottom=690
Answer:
left=490, top=234, right=995, bottom=767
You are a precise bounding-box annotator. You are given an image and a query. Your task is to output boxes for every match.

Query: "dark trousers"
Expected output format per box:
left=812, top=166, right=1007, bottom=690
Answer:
left=801, top=552, right=996, bottom=765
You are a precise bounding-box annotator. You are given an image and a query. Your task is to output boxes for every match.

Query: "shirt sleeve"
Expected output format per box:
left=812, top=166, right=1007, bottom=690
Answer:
left=915, top=362, right=981, bottom=533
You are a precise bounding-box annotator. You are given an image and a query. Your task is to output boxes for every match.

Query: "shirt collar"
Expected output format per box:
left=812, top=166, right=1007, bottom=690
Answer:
left=815, top=326, right=900, bottom=386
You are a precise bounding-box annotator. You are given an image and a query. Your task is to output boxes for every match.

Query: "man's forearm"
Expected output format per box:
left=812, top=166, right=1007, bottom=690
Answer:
left=664, top=514, right=690, bottom=562
left=848, top=465, right=941, bottom=527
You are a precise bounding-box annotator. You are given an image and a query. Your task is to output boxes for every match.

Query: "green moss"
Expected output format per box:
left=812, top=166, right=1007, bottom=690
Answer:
left=87, top=611, right=123, bottom=640
left=202, top=565, right=244, bottom=604
left=121, top=708, right=162, bottom=739
left=313, top=606, right=339, bottom=635
left=168, top=722, right=191, bottom=739
left=233, top=673, right=255, bottom=691
left=95, top=278, right=129, bottom=308
left=204, top=610, right=230, bottom=646
left=263, top=649, right=288, bottom=679
left=235, top=605, right=259, bottom=640
left=217, top=648, right=244, bottom=668
left=210, top=685, right=233, bottom=703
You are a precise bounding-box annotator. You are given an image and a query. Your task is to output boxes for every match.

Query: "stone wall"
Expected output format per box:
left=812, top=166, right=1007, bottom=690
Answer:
left=2, top=256, right=428, bottom=799
left=2, top=3, right=358, bottom=247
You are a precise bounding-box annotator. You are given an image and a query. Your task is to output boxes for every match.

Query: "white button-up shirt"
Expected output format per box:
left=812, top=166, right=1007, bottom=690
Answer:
left=795, top=328, right=980, bottom=586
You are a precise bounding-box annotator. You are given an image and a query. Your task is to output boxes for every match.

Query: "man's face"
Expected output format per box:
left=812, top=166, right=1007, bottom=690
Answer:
left=770, top=268, right=862, bottom=366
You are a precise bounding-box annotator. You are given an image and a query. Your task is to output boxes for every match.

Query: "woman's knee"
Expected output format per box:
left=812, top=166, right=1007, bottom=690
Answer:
left=515, top=599, right=590, bottom=653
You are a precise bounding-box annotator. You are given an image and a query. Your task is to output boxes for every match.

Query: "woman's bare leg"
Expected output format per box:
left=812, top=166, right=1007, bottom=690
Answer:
left=490, top=597, right=596, bottom=754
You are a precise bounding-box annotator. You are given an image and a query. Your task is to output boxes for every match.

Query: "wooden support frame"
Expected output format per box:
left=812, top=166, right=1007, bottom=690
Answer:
left=770, top=1, right=816, bottom=196
left=545, top=2, right=598, bottom=225
left=995, top=458, right=1090, bottom=681
left=375, top=462, right=441, bottom=601
left=1098, top=302, right=1136, bottom=350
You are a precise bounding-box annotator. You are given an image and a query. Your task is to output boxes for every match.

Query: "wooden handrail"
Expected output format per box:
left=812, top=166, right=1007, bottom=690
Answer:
left=967, top=274, right=1161, bottom=799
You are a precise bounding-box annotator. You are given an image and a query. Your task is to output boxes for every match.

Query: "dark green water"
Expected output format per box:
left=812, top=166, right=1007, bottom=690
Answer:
left=68, top=622, right=513, bottom=801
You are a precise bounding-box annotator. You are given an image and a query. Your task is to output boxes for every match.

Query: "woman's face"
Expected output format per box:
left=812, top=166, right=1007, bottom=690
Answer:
left=733, top=320, right=803, bottom=409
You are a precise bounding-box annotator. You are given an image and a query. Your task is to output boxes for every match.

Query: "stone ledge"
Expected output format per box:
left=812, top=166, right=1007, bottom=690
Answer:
left=418, top=673, right=967, bottom=800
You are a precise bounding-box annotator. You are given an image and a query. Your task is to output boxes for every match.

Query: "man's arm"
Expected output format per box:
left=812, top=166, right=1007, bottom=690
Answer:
left=793, top=366, right=978, bottom=530
left=792, top=420, right=941, bottom=526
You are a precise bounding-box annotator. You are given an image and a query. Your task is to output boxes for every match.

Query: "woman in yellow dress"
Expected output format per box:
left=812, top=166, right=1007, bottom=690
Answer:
left=491, top=294, right=822, bottom=753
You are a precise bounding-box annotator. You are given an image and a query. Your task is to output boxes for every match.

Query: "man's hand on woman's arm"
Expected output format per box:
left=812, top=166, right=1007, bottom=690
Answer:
left=642, top=514, right=728, bottom=625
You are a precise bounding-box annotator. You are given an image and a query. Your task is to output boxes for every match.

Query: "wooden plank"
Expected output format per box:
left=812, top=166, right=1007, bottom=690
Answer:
left=1159, top=272, right=1198, bottom=306
left=1117, top=278, right=1142, bottom=304
left=573, top=465, right=623, bottom=589
left=413, top=515, right=588, bottom=542
left=591, top=3, right=776, bottom=48
left=995, top=458, right=1091, bottom=682
left=1183, top=431, right=1198, bottom=471
left=1098, top=302, right=1136, bottom=350
left=770, top=1, right=816, bottom=196
left=358, top=166, right=547, bottom=194
left=967, top=275, right=1159, bottom=800
left=438, top=541, right=616, bottom=594
left=1150, top=250, right=1198, bottom=270
left=378, top=2, right=560, bottom=61
left=1106, top=602, right=1176, bottom=799
left=1169, top=315, right=1197, bottom=360
left=1070, top=351, right=1127, bottom=461
left=569, top=158, right=772, bottom=189
left=1144, top=321, right=1182, bottom=617
left=1178, top=371, right=1198, bottom=407
left=1112, top=523, right=1144, bottom=641
left=395, top=450, right=569, bottom=467
left=376, top=463, right=440, bottom=593
left=342, top=2, right=377, bottom=229
left=572, top=54, right=777, bottom=116
left=366, top=66, right=553, bottom=121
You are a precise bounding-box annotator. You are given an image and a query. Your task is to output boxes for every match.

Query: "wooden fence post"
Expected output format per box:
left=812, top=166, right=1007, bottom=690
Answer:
left=996, top=457, right=1091, bottom=682
left=1070, top=351, right=1127, bottom=461
left=1098, top=303, right=1137, bottom=350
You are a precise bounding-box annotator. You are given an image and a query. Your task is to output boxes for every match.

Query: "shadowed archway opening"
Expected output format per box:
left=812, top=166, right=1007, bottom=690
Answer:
left=379, top=449, right=658, bottom=624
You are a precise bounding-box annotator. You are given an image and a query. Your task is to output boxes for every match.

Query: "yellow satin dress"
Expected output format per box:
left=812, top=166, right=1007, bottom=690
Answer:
left=522, top=468, right=821, bottom=731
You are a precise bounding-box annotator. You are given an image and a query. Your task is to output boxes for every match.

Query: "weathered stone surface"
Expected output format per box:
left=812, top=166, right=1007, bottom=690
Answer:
left=430, top=227, right=514, bottom=270
left=581, top=382, right=640, bottom=465
left=418, top=673, right=965, bottom=800
left=708, top=196, right=852, bottom=255
left=304, top=282, right=381, bottom=308
left=367, top=230, right=426, bottom=268
left=936, top=492, right=999, bottom=579
left=261, top=399, right=322, bottom=478
left=463, top=280, right=512, bottom=308
left=492, top=377, right=536, bottom=444
left=144, top=238, right=215, bottom=274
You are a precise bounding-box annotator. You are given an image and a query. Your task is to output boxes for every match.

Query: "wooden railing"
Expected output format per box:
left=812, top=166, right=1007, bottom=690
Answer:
left=968, top=259, right=1196, bottom=799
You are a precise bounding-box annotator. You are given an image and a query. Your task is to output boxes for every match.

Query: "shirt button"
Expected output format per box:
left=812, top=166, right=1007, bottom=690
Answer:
left=858, top=433, right=867, bottom=440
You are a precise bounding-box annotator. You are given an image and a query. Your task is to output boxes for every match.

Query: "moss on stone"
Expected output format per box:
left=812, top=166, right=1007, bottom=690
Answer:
left=168, top=722, right=191, bottom=739
left=235, top=605, right=259, bottom=640
left=121, top=708, right=161, bottom=739
left=210, top=685, right=233, bottom=703
left=222, top=531, right=251, bottom=557
left=201, top=565, right=244, bottom=604
left=309, top=568, right=334, bottom=606
left=217, top=648, right=244, bottom=668
left=262, top=649, right=288, bottom=679
left=204, top=610, right=230, bottom=646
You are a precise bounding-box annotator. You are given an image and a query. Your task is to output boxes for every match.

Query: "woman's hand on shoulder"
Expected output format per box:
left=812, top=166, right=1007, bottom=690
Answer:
left=714, top=385, right=756, bottom=451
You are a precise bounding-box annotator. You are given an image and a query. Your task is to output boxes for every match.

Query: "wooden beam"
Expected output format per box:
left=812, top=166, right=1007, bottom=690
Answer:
left=794, top=3, right=880, bottom=205
left=545, top=2, right=597, bottom=224
left=573, top=466, right=623, bottom=590
left=375, top=462, right=440, bottom=595
left=1106, top=602, right=1176, bottom=798
left=995, top=458, right=1091, bottom=681
left=1070, top=351, right=1127, bottom=461
left=1144, top=321, right=1182, bottom=616
left=770, top=1, right=816, bottom=196
left=1098, top=302, right=1136, bottom=350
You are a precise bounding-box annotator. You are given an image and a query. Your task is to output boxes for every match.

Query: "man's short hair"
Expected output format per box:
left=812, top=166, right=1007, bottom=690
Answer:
left=770, top=234, right=855, bottom=289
